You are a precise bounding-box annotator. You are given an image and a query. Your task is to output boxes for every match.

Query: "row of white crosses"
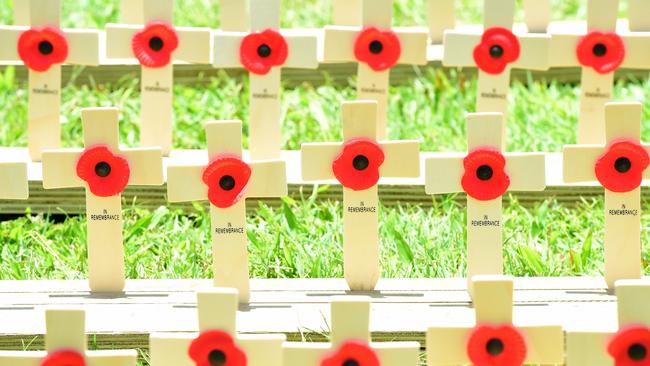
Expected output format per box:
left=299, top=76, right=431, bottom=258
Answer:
left=0, top=0, right=100, bottom=161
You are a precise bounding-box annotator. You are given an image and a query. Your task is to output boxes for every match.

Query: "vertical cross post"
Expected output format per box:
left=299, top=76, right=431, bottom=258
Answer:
left=301, top=100, right=420, bottom=291
left=213, top=0, right=318, bottom=160
left=0, top=0, right=99, bottom=161
left=523, top=0, right=551, bottom=33
left=428, top=0, right=455, bottom=44
left=425, top=113, right=545, bottom=288
left=0, top=159, right=28, bottom=199
left=105, top=0, right=212, bottom=155
left=284, top=296, right=420, bottom=365
left=149, top=288, right=286, bottom=366
left=427, top=275, right=564, bottom=365
left=628, top=0, right=650, bottom=32
left=167, top=120, right=287, bottom=303
left=41, top=108, right=163, bottom=292
left=323, top=0, right=428, bottom=139
left=563, top=102, right=650, bottom=288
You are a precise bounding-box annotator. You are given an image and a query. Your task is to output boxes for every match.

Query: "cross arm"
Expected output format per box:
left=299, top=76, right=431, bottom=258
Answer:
left=515, top=34, right=550, bottom=70
left=212, top=31, right=246, bottom=68
left=566, top=331, right=614, bottom=366
left=426, top=326, right=471, bottom=365
left=562, top=145, right=601, bottom=183
left=505, top=153, right=546, bottom=191
left=282, top=343, right=331, bottom=365
left=379, top=140, right=420, bottom=178
left=85, top=350, right=138, bottom=366
left=281, top=31, right=319, bottom=69
left=64, top=29, right=100, bottom=65
left=246, top=159, right=287, bottom=197
left=616, top=279, right=650, bottom=326
left=547, top=32, right=581, bottom=67
left=424, top=154, right=464, bottom=195
left=121, top=148, right=163, bottom=186
left=0, top=352, right=46, bottom=366
left=166, top=164, right=206, bottom=202
left=41, top=149, right=84, bottom=189
left=0, top=26, right=23, bottom=61
left=620, top=33, right=650, bottom=69
left=0, top=162, right=28, bottom=199
left=371, top=342, right=421, bottom=365
left=301, top=142, right=341, bottom=181
left=517, top=325, right=565, bottom=364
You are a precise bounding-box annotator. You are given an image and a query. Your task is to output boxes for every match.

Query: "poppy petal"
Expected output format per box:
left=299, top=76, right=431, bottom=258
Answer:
left=40, top=350, right=87, bottom=366
left=332, top=138, right=385, bottom=191
left=131, top=21, right=179, bottom=68
left=320, top=340, right=380, bottom=366
left=76, top=145, right=131, bottom=197
left=461, top=148, right=510, bottom=201
left=17, top=26, right=69, bottom=72
left=467, top=324, right=527, bottom=366
left=239, top=29, right=288, bottom=75
left=608, top=326, right=650, bottom=366
left=595, top=140, right=649, bottom=193
left=353, top=26, right=402, bottom=72
left=473, top=27, right=520, bottom=75
left=202, top=156, right=252, bottom=208
left=188, top=330, right=247, bottom=366
left=577, top=31, right=625, bottom=74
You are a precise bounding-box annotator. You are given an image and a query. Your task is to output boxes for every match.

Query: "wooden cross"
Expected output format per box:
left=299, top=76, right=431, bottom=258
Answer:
left=166, top=120, right=287, bottom=303
left=0, top=0, right=99, bottom=161
left=105, top=0, right=212, bottom=156
left=427, top=275, right=564, bottom=365
left=550, top=0, right=650, bottom=144
left=324, top=0, right=428, bottom=139
left=425, top=113, right=545, bottom=286
left=301, top=100, right=420, bottom=291
left=41, top=107, right=163, bottom=293
left=150, top=287, right=286, bottom=366
left=0, top=160, right=28, bottom=200
left=0, top=308, right=137, bottom=365
left=427, top=0, right=455, bottom=44
left=213, top=0, right=318, bottom=160
left=443, top=0, right=550, bottom=144
left=563, top=102, right=649, bottom=289
left=284, top=296, right=420, bottom=365
left=523, top=0, right=551, bottom=33
left=567, top=279, right=650, bottom=366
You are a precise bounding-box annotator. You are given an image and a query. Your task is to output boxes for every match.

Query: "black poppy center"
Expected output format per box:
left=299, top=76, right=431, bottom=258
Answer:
left=219, top=175, right=236, bottom=191
left=257, top=44, right=272, bottom=58
left=149, top=36, right=164, bottom=52
left=628, top=343, right=648, bottom=361
left=94, top=161, right=112, bottom=178
left=369, top=40, right=384, bottom=55
left=486, top=338, right=505, bottom=356
left=208, top=349, right=227, bottom=366
left=593, top=43, right=607, bottom=57
left=342, top=359, right=360, bottom=366
left=476, top=165, right=494, bottom=181
left=352, top=155, right=370, bottom=171
left=38, top=40, right=54, bottom=55
left=615, top=157, right=632, bottom=173
left=489, top=45, right=504, bottom=58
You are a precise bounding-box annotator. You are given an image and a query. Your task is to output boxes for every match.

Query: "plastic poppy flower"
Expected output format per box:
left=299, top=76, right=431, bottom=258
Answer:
left=131, top=21, right=179, bottom=68
left=472, top=27, right=520, bottom=75
left=17, top=26, right=69, bottom=72
left=461, top=148, right=510, bottom=201
left=320, top=340, right=380, bottom=366
left=40, top=350, right=86, bottom=366
left=76, top=145, right=131, bottom=197
left=467, top=324, right=527, bottom=366
left=595, top=139, right=649, bottom=193
left=202, top=156, right=252, bottom=209
left=188, top=330, right=247, bottom=366
left=608, top=326, right=650, bottom=366
left=239, top=29, right=288, bottom=75
left=576, top=31, right=625, bottom=74
left=353, top=26, right=402, bottom=72
left=332, top=138, right=385, bottom=191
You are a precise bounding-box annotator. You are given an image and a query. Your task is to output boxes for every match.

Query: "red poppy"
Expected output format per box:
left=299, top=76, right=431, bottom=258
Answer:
left=461, top=148, right=510, bottom=201
left=608, top=326, right=650, bottom=366
left=467, top=324, right=527, bottom=366
left=353, top=26, right=402, bottom=72
left=131, top=21, right=179, bottom=68
left=202, top=156, right=251, bottom=209
left=17, top=26, right=69, bottom=72
left=595, top=139, right=649, bottom=193
left=332, top=138, right=385, bottom=191
left=577, top=31, right=625, bottom=74
left=321, top=340, right=380, bottom=366
left=40, top=350, right=86, bottom=366
left=188, top=330, right=247, bottom=366
left=472, top=27, right=520, bottom=75
left=76, top=145, right=131, bottom=197
left=239, top=29, right=288, bottom=75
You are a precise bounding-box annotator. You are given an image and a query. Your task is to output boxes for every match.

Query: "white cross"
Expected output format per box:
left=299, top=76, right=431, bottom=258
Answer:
left=425, top=113, right=545, bottom=288
left=0, top=160, right=28, bottom=199
left=41, top=108, right=163, bottom=293
left=563, top=102, right=650, bottom=289
left=443, top=0, right=550, bottom=145
left=323, top=0, right=428, bottom=139
left=105, top=0, right=212, bottom=156
left=0, top=0, right=99, bottom=161
left=167, top=120, right=287, bottom=303
left=284, top=296, right=420, bottom=365
left=550, top=0, right=650, bottom=143
left=301, top=100, right=419, bottom=291
left=213, top=0, right=318, bottom=160
left=428, top=275, right=564, bottom=365
left=149, top=287, right=285, bottom=366
left=567, top=279, right=650, bottom=365
left=0, top=308, right=137, bottom=366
